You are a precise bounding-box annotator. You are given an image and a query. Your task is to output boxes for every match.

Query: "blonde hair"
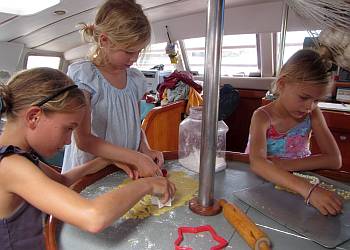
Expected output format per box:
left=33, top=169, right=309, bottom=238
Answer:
left=80, top=0, right=151, bottom=66
left=272, top=49, right=333, bottom=94
left=0, top=68, right=86, bottom=120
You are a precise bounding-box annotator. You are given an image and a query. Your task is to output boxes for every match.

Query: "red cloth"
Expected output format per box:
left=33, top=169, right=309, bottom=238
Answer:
left=157, top=71, right=202, bottom=99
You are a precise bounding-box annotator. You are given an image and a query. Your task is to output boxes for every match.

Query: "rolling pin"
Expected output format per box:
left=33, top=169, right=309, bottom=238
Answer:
left=219, top=199, right=271, bottom=250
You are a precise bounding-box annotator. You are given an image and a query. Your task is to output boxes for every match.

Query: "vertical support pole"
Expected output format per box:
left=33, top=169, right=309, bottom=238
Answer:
left=189, top=0, right=225, bottom=215
left=177, top=40, right=190, bottom=71
left=277, top=2, right=289, bottom=74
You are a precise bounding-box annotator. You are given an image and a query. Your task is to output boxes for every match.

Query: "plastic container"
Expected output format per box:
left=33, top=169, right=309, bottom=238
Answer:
left=178, top=106, right=229, bottom=173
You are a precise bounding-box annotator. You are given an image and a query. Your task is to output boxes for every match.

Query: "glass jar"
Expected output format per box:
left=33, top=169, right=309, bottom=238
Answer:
left=178, top=106, right=229, bottom=173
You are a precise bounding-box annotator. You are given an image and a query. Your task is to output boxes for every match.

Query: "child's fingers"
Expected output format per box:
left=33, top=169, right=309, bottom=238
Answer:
left=324, top=203, right=339, bottom=216
left=314, top=196, right=342, bottom=216
left=317, top=205, right=329, bottom=216
left=128, top=170, right=134, bottom=179
left=169, top=182, right=176, bottom=198
left=132, top=169, right=139, bottom=180
left=160, top=192, right=170, bottom=204
left=328, top=197, right=343, bottom=214
left=333, top=195, right=343, bottom=207
left=156, top=152, right=164, bottom=166
left=115, top=162, right=136, bottom=178
left=154, top=167, right=163, bottom=177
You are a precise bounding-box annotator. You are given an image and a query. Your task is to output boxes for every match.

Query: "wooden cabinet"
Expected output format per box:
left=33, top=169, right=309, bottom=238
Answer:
left=225, top=89, right=266, bottom=152
left=310, top=110, right=350, bottom=181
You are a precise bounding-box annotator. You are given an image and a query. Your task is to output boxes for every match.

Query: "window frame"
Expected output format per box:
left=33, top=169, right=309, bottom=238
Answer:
left=183, top=33, right=260, bottom=77
left=24, top=52, right=63, bottom=70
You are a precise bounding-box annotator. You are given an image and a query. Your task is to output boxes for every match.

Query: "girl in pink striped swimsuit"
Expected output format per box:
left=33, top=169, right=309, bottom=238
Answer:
left=247, top=49, right=343, bottom=216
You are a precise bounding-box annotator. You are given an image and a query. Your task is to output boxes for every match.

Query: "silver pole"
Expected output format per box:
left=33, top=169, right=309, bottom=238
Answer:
left=177, top=40, right=190, bottom=71
left=198, top=0, right=225, bottom=207
left=277, top=1, right=289, bottom=74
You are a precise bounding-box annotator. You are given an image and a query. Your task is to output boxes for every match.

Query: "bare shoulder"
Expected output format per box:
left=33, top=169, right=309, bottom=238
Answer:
left=251, top=105, right=271, bottom=125
left=310, top=106, right=325, bottom=126
left=0, top=154, right=43, bottom=185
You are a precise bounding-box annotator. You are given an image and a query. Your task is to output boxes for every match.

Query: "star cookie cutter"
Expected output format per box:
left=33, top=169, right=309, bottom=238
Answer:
left=174, top=225, right=228, bottom=250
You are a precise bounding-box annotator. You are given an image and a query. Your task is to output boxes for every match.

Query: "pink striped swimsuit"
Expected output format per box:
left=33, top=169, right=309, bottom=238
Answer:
left=246, top=108, right=311, bottom=159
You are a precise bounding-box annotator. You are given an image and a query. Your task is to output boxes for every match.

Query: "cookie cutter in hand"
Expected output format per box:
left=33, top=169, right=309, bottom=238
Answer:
left=174, top=225, right=228, bottom=250
left=161, top=168, right=167, bottom=177
left=151, top=168, right=170, bottom=208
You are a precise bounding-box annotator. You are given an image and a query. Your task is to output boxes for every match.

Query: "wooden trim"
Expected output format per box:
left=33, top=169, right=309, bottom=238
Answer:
left=45, top=165, right=118, bottom=250
left=314, top=169, right=350, bottom=183
left=225, top=151, right=250, bottom=163
left=238, top=89, right=266, bottom=98
left=141, top=100, right=186, bottom=133
left=141, top=100, right=187, bottom=151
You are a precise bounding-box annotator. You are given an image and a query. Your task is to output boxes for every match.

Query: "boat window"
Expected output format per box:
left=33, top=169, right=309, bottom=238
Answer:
left=183, top=34, right=259, bottom=77
left=26, top=55, right=61, bottom=69
left=136, top=42, right=176, bottom=71
left=277, top=30, right=321, bottom=64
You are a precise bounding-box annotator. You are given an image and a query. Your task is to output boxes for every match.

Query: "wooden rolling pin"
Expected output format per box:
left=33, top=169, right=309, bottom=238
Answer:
left=219, top=199, right=271, bottom=250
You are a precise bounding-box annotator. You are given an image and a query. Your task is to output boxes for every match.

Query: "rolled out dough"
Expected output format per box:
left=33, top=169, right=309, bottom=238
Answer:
left=119, top=170, right=198, bottom=219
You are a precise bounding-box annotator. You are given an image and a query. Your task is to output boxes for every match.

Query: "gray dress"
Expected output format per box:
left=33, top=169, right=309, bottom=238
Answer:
left=62, top=60, right=147, bottom=173
left=0, top=145, right=45, bottom=250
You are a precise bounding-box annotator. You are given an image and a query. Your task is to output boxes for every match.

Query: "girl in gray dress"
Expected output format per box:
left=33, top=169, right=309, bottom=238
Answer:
left=62, top=0, right=163, bottom=178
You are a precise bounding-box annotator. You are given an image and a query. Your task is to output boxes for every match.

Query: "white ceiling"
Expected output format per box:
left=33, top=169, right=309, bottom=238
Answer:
left=0, top=0, right=279, bottom=53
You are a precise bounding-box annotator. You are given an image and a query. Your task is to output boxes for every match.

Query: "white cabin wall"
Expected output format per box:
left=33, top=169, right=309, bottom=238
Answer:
left=0, top=42, right=24, bottom=75
left=66, top=1, right=314, bottom=61
left=150, top=1, right=317, bottom=90
left=64, top=43, right=91, bottom=62
left=63, top=1, right=318, bottom=90
left=259, top=33, right=274, bottom=77
left=150, top=1, right=314, bottom=43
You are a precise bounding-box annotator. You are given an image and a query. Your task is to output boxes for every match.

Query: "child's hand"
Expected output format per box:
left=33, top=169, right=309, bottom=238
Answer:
left=136, top=153, right=163, bottom=177
left=309, top=186, right=343, bottom=215
left=115, top=162, right=139, bottom=180
left=146, top=176, right=176, bottom=204
left=146, top=150, right=164, bottom=167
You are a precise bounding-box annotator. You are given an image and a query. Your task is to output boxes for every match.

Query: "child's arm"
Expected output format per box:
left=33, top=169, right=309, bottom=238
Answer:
left=62, top=158, right=114, bottom=186
left=139, top=128, right=164, bottom=167
left=248, top=109, right=342, bottom=215
left=1, top=155, right=175, bottom=233
left=249, top=109, right=312, bottom=195
left=269, top=107, right=342, bottom=171
left=74, top=91, right=162, bottom=177
left=39, top=158, right=114, bottom=187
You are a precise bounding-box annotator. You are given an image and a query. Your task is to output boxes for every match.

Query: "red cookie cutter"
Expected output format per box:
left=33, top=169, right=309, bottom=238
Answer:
left=174, top=225, right=228, bottom=250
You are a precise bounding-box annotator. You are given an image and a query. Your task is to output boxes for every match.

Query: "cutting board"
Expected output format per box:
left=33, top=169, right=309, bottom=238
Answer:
left=233, top=181, right=350, bottom=248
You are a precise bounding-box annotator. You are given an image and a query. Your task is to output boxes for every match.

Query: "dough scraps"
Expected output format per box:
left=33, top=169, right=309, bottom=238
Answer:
left=119, top=170, right=198, bottom=219
left=275, top=172, right=350, bottom=200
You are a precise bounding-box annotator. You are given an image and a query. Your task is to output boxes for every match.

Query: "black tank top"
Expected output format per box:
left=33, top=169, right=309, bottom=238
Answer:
left=0, top=145, right=45, bottom=250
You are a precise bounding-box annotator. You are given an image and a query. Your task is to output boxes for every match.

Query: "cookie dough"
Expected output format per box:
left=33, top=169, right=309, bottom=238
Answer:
left=119, top=170, right=198, bottom=219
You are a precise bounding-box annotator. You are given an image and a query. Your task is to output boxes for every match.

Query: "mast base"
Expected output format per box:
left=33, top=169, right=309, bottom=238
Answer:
left=189, top=197, right=222, bottom=216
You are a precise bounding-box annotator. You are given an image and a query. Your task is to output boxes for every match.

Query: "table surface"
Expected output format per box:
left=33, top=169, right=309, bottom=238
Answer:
left=56, top=160, right=350, bottom=250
